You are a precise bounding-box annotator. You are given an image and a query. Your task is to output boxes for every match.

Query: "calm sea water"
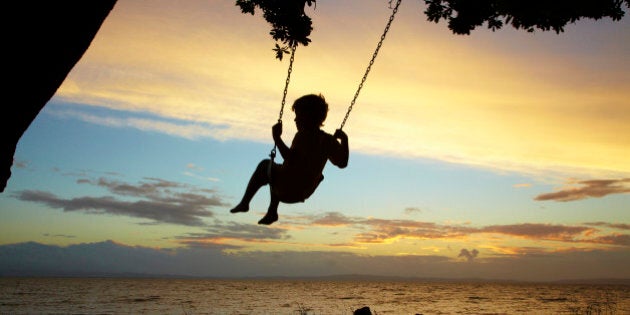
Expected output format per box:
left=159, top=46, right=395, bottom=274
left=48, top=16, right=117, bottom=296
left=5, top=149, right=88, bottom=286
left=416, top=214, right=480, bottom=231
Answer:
left=0, top=278, right=628, bottom=314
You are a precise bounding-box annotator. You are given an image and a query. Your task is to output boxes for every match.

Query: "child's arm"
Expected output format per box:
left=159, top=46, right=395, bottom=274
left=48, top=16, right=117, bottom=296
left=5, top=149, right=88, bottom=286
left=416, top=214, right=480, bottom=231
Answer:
left=330, top=129, right=349, bottom=168
left=272, top=122, right=294, bottom=161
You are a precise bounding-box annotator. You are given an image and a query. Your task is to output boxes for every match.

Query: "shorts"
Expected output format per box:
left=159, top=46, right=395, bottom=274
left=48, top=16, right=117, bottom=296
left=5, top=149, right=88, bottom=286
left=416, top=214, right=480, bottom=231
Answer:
left=270, top=163, right=324, bottom=203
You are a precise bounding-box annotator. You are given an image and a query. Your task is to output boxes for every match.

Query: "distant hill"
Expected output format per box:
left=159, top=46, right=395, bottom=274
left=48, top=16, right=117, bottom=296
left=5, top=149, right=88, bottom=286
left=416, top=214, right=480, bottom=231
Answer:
left=2, top=241, right=628, bottom=285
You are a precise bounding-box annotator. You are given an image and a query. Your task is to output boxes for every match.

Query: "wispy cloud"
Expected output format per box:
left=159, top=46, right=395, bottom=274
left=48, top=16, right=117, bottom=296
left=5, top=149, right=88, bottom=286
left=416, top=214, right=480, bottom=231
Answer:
left=584, top=222, right=630, bottom=230
left=310, top=212, right=360, bottom=226
left=535, top=178, right=630, bottom=202
left=513, top=183, right=531, bottom=188
left=404, top=207, right=423, bottom=215
left=353, top=218, right=472, bottom=243
left=586, top=234, right=630, bottom=247
left=43, top=233, right=76, bottom=239
left=291, top=213, right=471, bottom=243
left=47, top=0, right=630, bottom=180
left=480, top=223, right=593, bottom=241
left=13, top=159, right=28, bottom=169
left=187, top=163, right=204, bottom=171
left=281, top=212, right=629, bottom=249
left=14, top=177, right=226, bottom=226
left=49, top=108, right=231, bottom=141
left=183, top=171, right=220, bottom=182
left=178, top=222, right=290, bottom=246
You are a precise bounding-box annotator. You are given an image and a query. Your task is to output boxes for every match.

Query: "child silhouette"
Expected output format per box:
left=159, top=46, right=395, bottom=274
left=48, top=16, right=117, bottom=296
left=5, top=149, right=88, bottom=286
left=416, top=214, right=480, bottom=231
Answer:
left=230, top=94, right=349, bottom=225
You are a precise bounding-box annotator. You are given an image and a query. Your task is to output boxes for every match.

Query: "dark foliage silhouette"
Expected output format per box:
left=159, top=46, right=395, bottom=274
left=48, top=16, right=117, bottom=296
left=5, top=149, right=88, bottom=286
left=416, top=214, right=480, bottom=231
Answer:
left=424, top=0, right=630, bottom=35
left=237, top=0, right=629, bottom=54
left=1, top=1, right=117, bottom=193
left=236, top=0, right=316, bottom=59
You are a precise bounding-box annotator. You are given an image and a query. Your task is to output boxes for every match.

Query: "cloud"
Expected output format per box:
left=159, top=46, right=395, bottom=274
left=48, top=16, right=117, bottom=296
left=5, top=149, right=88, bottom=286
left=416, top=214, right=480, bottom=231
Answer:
left=296, top=213, right=471, bottom=244
left=535, top=178, right=630, bottom=202
left=513, top=183, right=531, bottom=188
left=13, top=159, right=28, bottom=169
left=458, top=248, right=479, bottom=262
left=309, top=212, right=360, bottom=226
left=14, top=177, right=227, bottom=226
left=90, top=177, right=183, bottom=197
left=49, top=108, right=232, bottom=141
left=586, top=234, right=630, bottom=247
left=183, top=171, right=220, bottom=182
left=48, top=0, right=630, bottom=181
left=43, top=233, right=76, bottom=239
left=177, top=221, right=291, bottom=246
left=287, top=212, right=628, bottom=248
left=183, top=163, right=220, bottom=182
left=186, top=163, right=203, bottom=171
left=481, top=223, right=593, bottom=241
left=584, top=222, right=630, bottom=230
left=404, top=207, right=422, bottom=215
left=353, top=218, right=472, bottom=243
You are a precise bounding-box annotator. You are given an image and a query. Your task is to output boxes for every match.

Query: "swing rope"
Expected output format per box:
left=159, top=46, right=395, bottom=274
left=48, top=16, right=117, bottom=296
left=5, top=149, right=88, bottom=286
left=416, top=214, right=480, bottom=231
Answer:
left=275, top=44, right=297, bottom=125
left=268, top=0, right=401, bottom=178
left=339, top=0, right=402, bottom=130
left=270, top=44, right=297, bottom=161
left=269, top=44, right=297, bottom=179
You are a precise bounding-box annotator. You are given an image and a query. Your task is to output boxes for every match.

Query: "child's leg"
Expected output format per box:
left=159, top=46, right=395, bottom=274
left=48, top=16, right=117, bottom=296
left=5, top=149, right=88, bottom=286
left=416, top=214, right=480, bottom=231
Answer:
left=258, top=193, right=279, bottom=225
left=230, top=159, right=271, bottom=213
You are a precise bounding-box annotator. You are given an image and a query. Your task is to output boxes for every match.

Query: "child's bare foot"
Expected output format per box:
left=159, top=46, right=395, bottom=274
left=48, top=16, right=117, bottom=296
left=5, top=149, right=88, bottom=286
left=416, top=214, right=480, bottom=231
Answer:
left=229, top=203, right=249, bottom=213
left=257, top=213, right=278, bottom=225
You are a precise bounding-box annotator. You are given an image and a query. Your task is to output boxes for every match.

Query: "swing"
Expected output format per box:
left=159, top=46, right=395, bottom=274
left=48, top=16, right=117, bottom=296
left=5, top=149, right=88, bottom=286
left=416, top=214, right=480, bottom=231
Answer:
left=266, top=0, right=402, bottom=180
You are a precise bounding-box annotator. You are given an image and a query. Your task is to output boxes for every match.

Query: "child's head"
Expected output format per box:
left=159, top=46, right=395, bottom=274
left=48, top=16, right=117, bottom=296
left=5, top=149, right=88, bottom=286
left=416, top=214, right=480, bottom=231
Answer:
left=292, top=94, right=328, bottom=128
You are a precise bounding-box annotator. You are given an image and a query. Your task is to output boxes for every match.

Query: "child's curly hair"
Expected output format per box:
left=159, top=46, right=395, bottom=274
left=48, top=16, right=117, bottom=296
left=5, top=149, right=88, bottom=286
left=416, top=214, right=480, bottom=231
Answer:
left=292, top=94, right=329, bottom=126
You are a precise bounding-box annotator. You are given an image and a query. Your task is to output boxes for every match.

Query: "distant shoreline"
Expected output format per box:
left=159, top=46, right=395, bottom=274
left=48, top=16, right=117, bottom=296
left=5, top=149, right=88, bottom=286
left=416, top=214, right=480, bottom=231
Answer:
left=2, top=273, right=629, bottom=286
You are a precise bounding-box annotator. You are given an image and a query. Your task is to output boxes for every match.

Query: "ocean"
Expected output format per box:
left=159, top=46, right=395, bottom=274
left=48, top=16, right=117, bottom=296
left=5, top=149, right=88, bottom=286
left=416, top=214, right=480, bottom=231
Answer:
left=0, top=278, right=628, bottom=314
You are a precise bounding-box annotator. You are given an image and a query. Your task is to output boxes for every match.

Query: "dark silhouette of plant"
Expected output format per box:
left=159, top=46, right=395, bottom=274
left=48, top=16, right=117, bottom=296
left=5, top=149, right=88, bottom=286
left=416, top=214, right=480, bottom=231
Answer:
left=236, top=0, right=316, bottom=59
left=1, top=0, right=117, bottom=194
left=424, top=0, right=630, bottom=35
left=236, top=0, right=629, bottom=58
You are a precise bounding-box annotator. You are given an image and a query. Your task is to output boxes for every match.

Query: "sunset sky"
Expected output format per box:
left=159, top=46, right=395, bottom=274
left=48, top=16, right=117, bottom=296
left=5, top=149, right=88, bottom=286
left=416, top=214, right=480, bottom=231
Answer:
left=1, top=0, right=629, bottom=281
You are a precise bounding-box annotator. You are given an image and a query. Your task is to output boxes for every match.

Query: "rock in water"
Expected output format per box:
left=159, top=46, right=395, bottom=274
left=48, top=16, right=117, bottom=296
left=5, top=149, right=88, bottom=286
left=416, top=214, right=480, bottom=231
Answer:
left=354, top=306, right=372, bottom=315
